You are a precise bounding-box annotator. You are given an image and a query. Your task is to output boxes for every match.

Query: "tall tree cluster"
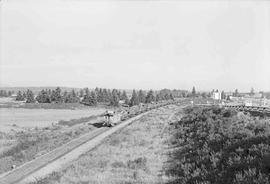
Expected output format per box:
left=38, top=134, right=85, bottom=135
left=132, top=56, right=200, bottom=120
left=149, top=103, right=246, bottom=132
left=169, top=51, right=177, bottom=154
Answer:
left=0, top=90, right=13, bottom=97
left=12, top=87, right=180, bottom=107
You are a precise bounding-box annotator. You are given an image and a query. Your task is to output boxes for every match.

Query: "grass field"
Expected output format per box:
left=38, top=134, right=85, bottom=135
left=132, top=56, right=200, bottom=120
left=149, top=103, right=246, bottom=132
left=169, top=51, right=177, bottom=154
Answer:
left=0, top=107, right=105, bottom=130
left=30, top=105, right=182, bottom=184
left=0, top=119, right=103, bottom=174
left=0, top=100, right=107, bottom=175
left=0, top=97, right=103, bottom=109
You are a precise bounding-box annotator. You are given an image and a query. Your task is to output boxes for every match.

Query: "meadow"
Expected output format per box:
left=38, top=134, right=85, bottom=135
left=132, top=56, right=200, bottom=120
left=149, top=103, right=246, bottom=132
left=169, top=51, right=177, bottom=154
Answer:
left=0, top=108, right=105, bottom=129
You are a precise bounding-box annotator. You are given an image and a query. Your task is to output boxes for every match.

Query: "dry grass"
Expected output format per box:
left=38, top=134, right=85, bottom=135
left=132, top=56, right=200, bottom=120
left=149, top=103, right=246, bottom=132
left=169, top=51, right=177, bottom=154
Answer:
left=0, top=122, right=98, bottom=174
left=0, top=107, right=106, bottom=128
left=33, top=105, right=180, bottom=184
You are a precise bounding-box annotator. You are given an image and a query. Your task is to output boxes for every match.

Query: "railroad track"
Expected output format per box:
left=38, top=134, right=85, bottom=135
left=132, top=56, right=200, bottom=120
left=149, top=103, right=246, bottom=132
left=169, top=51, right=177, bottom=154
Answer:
left=0, top=101, right=183, bottom=184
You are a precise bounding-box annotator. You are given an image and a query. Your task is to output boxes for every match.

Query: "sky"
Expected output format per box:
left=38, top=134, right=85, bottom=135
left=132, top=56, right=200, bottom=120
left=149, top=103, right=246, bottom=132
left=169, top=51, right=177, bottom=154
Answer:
left=0, top=0, right=269, bottom=92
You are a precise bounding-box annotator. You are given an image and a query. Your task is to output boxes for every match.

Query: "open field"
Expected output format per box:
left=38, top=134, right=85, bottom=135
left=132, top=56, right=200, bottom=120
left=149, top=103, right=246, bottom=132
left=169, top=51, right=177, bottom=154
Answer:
left=0, top=108, right=105, bottom=130
left=0, top=105, right=106, bottom=174
left=0, top=97, right=98, bottom=109
left=30, top=104, right=183, bottom=184
left=0, top=119, right=102, bottom=174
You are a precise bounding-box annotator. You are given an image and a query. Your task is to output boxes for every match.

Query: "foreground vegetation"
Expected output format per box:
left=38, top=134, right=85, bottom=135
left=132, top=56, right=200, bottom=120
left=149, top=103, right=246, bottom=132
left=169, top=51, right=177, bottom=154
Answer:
left=167, top=106, right=270, bottom=184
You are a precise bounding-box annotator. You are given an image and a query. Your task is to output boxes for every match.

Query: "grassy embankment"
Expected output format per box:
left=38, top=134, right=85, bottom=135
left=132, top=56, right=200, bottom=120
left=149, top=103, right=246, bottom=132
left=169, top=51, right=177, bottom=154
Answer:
left=29, top=105, right=181, bottom=184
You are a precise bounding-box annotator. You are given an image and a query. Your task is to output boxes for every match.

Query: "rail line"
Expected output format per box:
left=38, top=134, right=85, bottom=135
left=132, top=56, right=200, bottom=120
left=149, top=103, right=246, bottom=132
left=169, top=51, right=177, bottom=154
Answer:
left=0, top=100, right=184, bottom=184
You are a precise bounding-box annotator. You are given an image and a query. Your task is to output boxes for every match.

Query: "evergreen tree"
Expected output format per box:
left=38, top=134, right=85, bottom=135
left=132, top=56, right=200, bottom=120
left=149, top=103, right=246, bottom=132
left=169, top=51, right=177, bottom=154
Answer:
left=117, top=90, right=121, bottom=100
left=63, top=91, right=69, bottom=102
left=107, top=89, right=112, bottom=103
left=102, top=89, right=110, bottom=102
left=71, top=89, right=79, bottom=103
left=145, top=90, right=155, bottom=103
left=82, top=90, right=97, bottom=105
left=16, top=91, right=24, bottom=101
left=97, top=88, right=103, bottom=102
left=192, top=86, right=196, bottom=97
left=22, top=91, right=27, bottom=99
left=51, top=87, right=62, bottom=103
left=130, top=90, right=139, bottom=106
left=82, top=88, right=90, bottom=104
left=0, top=90, right=7, bottom=97
left=84, top=88, right=90, bottom=97
left=120, top=90, right=129, bottom=104
left=250, top=88, right=255, bottom=96
left=221, top=91, right=226, bottom=100
left=234, top=89, right=239, bottom=97
left=138, top=90, right=146, bottom=103
left=8, top=91, right=12, bottom=96
left=89, top=91, right=97, bottom=105
left=169, top=93, right=174, bottom=100
left=164, top=93, right=170, bottom=100
left=64, top=89, right=79, bottom=103
left=26, top=89, right=35, bottom=103
left=155, top=93, right=161, bottom=102
left=79, top=89, right=84, bottom=97
left=36, top=89, right=51, bottom=103
left=110, top=90, right=119, bottom=106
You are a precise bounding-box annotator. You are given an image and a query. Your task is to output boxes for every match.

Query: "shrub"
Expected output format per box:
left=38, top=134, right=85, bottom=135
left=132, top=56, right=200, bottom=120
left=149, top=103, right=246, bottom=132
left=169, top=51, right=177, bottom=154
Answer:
left=166, top=106, right=270, bottom=184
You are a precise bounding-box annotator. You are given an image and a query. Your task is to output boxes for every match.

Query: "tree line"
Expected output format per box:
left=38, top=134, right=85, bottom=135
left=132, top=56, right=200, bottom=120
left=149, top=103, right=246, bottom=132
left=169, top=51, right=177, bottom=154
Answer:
left=14, top=87, right=183, bottom=107
left=0, top=90, right=13, bottom=97
left=13, top=86, right=231, bottom=106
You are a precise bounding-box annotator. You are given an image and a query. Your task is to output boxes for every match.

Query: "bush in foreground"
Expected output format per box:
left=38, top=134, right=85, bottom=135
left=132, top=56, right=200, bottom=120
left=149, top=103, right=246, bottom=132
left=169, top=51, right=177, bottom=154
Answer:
left=167, top=106, right=270, bottom=184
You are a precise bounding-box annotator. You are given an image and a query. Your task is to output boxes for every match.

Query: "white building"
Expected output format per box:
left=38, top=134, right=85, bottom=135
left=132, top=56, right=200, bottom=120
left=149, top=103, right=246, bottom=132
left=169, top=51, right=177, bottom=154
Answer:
left=212, top=92, right=221, bottom=100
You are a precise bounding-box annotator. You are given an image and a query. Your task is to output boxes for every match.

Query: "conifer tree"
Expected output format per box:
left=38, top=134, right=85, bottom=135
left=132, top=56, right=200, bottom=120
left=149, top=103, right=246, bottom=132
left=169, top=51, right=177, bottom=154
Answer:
left=16, top=91, right=24, bottom=101
left=155, top=93, right=161, bottom=102
left=221, top=91, right=226, bottom=100
left=110, top=90, right=119, bottom=106
left=36, top=89, right=51, bottom=103
left=79, top=89, right=84, bottom=97
left=120, top=90, right=129, bottom=105
left=130, top=90, right=139, bottom=106
left=89, top=91, right=97, bottom=105
left=138, top=90, right=146, bottom=103
left=192, top=86, right=196, bottom=97
left=145, top=90, right=155, bottom=103
left=169, top=93, right=174, bottom=100
left=51, top=87, right=62, bottom=103
left=26, top=89, right=35, bottom=103
left=8, top=91, right=12, bottom=96
left=97, top=88, right=104, bottom=102
left=102, top=89, right=109, bottom=102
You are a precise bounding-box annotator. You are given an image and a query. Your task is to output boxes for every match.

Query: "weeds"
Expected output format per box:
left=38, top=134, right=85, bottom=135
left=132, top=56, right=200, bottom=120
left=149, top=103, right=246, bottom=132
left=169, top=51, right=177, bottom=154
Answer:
left=166, top=106, right=270, bottom=184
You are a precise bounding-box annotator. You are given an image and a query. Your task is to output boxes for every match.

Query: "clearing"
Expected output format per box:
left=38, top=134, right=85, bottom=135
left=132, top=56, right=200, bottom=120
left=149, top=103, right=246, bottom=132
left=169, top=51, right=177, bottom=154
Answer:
left=0, top=107, right=106, bottom=131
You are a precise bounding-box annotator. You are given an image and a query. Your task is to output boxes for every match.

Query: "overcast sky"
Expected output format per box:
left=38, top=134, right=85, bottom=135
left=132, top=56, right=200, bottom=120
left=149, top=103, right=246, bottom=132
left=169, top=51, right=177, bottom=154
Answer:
left=0, top=0, right=269, bottom=92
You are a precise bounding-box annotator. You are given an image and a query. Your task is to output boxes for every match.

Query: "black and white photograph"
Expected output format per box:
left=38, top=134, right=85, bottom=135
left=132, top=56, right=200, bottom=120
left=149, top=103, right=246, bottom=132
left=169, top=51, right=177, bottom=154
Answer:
left=0, top=0, right=270, bottom=183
